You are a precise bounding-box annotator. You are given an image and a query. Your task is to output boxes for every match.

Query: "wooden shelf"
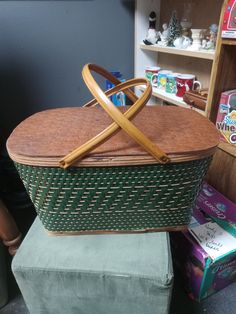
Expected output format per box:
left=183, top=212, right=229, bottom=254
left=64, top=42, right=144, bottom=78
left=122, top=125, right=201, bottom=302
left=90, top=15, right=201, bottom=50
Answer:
left=221, top=39, right=236, bottom=46
left=139, top=85, right=206, bottom=115
left=218, top=142, right=236, bottom=158
left=140, top=44, right=215, bottom=60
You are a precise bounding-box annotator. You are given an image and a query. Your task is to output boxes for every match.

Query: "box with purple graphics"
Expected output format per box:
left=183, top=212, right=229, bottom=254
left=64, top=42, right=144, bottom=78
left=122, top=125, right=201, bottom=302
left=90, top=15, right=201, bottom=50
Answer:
left=196, top=182, right=236, bottom=237
left=171, top=184, right=236, bottom=301
left=216, top=89, right=236, bottom=145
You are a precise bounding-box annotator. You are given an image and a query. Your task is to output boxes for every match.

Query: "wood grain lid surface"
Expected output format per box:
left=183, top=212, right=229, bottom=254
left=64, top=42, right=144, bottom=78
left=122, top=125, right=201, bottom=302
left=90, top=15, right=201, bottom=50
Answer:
left=7, top=106, right=219, bottom=166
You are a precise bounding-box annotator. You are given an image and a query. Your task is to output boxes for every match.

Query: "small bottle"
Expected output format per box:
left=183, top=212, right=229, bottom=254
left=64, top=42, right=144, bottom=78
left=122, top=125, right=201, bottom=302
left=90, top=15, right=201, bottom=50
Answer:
left=106, top=71, right=126, bottom=106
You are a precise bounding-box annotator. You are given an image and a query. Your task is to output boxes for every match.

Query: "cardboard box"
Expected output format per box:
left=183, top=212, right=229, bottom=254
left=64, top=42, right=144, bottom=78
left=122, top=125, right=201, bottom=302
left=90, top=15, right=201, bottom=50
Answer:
left=171, top=184, right=236, bottom=301
left=196, top=182, right=236, bottom=237
left=222, top=0, right=236, bottom=39
left=216, top=89, right=236, bottom=145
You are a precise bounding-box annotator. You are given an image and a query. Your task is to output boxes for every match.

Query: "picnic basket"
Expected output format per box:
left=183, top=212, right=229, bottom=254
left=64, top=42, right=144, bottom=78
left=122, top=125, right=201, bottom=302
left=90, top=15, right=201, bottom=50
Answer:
left=7, top=64, right=219, bottom=234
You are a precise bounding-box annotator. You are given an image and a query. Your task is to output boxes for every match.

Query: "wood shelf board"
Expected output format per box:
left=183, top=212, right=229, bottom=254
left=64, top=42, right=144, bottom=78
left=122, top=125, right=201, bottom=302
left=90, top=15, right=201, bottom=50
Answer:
left=140, top=44, right=215, bottom=60
left=222, top=39, right=236, bottom=46
left=139, top=86, right=206, bottom=115
left=218, top=142, right=236, bottom=158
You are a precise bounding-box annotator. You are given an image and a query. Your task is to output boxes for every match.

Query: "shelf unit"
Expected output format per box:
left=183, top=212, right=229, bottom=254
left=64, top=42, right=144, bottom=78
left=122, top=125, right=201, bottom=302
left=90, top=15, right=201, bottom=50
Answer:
left=139, top=85, right=205, bottom=114
left=140, top=43, right=215, bottom=60
left=135, top=0, right=236, bottom=203
left=135, top=0, right=223, bottom=116
left=204, top=0, right=236, bottom=203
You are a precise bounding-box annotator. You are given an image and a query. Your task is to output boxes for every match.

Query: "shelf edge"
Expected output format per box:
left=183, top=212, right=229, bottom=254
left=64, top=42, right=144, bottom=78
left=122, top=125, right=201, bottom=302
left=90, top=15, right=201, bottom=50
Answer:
left=140, top=44, right=215, bottom=60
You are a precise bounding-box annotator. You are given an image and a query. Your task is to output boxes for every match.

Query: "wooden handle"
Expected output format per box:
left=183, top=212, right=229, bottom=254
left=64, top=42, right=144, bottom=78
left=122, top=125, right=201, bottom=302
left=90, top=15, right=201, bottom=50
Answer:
left=60, top=64, right=170, bottom=168
left=83, top=63, right=138, bottom=107
left=60, top=78, right=152, bottom=168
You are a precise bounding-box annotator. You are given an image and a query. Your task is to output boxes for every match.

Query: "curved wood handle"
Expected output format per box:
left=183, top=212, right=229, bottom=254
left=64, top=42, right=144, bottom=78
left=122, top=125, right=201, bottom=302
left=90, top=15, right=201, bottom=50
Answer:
left=60, top=64, right=170, bottom=168
left=60, top=77, right=152, bottom=168
left=83, top=64, right=170, bottom=162
left=83, top=63, right=138, bottom=107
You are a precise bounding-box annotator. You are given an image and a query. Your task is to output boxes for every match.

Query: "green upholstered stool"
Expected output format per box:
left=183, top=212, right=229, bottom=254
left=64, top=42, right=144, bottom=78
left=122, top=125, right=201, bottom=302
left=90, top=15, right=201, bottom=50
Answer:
left=0, top=243, right=7, bottom=308
left=12, top=218, right=173, bottom=314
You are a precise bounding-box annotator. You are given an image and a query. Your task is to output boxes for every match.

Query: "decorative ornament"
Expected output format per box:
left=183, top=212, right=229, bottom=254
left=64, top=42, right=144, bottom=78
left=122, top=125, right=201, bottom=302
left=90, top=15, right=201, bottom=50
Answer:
left=180, top=3, right=193, bottom=40
left=143, top=11, right=159, bottom=45
left=167, top=10, right=182, bottom=47
left=158, top=23, right=169, bottom=46
left=200, top=24, right=218, bottom=50
left=173, top=36, right=191, bottom=49
left=187, top=29, right=202, bottom=51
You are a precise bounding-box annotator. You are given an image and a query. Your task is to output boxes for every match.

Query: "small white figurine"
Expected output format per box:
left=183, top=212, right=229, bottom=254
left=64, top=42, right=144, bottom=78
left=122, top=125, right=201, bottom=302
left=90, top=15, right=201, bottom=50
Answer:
left=143, top=11, right=159, bottom=45
left=173, top=36, right=191, bottom=49
left=158, top=23, right=169, bottom=46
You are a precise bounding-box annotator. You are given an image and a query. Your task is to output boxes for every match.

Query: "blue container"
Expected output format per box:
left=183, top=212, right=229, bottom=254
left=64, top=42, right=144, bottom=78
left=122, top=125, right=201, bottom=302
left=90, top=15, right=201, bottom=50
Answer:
left=106, top=71, right=126, bottom=106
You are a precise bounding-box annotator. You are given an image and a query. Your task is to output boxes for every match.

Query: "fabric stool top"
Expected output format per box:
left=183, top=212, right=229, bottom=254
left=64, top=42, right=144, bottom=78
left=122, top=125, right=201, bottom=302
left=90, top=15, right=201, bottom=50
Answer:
left=12, top=218, right=173, bottom=314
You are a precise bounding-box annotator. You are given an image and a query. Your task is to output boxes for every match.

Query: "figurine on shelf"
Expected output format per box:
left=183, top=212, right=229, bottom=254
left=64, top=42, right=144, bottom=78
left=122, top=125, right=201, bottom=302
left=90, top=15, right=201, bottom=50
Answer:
left=167, top=10, right=182, bottom=47
left=207, top=24, right=218, bottom=50
left=180, top=3, right=193, bottom=41
left=173, top=35, right=191, bottom=49
left=200, top=24, right=218, bottom=50
left=157, top=23, right=169, bottom=46
left=143, top=11, right=159, bottom=45
left=187, top=29, right=202, bottom=51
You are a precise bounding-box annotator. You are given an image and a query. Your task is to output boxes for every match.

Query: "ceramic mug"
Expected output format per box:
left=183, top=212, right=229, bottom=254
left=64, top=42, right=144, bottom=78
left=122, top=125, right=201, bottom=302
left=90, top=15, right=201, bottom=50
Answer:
left=151, top=70, right=172, bottom=89
left=176, top=74, right=202, bottom=97
left=145, top=66, right=161, bottom=83
left=166, top=73, right=180, bottom=94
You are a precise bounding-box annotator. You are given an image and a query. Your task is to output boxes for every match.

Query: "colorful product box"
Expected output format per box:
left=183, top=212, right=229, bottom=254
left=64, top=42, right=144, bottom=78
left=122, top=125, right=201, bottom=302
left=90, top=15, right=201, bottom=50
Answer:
left=171, top=183, right=236, bottom=301
left=216, top=89, right=236, bottom=145
left=196, top=182, right=236, bottom=237
left=222, top=0, right=236, bottom=39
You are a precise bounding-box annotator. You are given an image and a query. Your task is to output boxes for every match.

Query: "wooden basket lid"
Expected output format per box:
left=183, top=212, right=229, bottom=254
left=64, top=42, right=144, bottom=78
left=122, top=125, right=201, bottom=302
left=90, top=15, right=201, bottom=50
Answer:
left=7, top=106, right=219, bottom=167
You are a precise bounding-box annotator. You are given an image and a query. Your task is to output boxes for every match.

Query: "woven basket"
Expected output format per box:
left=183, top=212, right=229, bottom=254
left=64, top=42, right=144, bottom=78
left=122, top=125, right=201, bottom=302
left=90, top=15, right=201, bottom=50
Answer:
left=7, top=64, right=219, bottom=234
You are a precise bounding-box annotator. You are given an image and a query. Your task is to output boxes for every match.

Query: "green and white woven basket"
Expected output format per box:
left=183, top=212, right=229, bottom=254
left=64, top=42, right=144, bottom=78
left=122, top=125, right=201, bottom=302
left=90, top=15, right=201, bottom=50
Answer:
left=7, top=64, right=219, bottom=234
left=14, top=159, right=211, bottom=233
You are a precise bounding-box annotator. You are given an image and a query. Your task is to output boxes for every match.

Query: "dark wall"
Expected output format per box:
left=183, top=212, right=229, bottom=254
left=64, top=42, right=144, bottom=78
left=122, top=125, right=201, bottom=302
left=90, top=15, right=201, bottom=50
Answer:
left=0, top=0, right=134, bottom=147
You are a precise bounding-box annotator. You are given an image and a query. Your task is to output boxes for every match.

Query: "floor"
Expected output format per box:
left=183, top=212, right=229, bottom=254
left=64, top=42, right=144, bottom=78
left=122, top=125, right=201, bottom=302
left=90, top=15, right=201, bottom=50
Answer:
left=1, top=256, right=236, bottom=314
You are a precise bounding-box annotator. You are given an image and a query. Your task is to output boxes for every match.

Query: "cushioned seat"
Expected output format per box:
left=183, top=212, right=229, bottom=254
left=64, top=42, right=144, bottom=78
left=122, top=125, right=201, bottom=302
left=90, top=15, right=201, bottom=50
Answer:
left=0, top=243, right=7, bottom=308
left=12, top=218, right=173, bottom=314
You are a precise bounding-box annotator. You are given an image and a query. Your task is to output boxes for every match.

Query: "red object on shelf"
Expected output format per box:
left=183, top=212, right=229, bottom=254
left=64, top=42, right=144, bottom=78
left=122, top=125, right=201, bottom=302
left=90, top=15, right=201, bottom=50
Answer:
left=222, top=0, right=236, bottom=38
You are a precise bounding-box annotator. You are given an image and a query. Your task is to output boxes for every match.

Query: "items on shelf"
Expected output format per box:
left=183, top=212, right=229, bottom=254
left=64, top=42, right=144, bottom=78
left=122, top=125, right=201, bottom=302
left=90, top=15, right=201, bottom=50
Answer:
left=171, top=182, right=236, bottom=302
left=144, top=66, right=161, bottom=82
left=222, top=0, right=236, bottom=39
left=183, top=89, right=208, bottom=111
left=180, top=3, right=193, bottom=40
left=152, top=70, right=172, bottom=90
left=200, top=24, right=219, bottom=50
left=176, top=74, right=201, bottom=98
left=158, top=23, right=169, bottom=47
left=145, top=66, right=201, bottom=101
left=143, top=8, right=218, bottom=52
left=166, top=73, right=180, bottom=94
left=143, top=11, right=159, bottom=45
left=167, top=10, right=182, bottom=47
left=216, top=89, right=236, bottom=145
left=188, top=28, right=202, bottom=51
left=173, top=36, right=191, bottom=49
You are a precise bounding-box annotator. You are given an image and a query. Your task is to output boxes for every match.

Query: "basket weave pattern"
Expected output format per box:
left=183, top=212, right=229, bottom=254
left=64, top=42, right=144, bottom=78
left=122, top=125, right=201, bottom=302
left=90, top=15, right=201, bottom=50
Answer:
left=15, top=158, right=211, bottom=233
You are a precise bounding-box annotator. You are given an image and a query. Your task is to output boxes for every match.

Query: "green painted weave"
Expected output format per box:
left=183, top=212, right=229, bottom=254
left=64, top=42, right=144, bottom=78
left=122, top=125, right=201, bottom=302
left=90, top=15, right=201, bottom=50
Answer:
left=15, top=158, right=211, bottom=232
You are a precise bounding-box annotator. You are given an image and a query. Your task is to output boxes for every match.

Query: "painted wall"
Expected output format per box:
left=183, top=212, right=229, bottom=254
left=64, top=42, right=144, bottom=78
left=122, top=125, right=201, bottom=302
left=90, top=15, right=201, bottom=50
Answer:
left=0, top=0, right=134, bottom=146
